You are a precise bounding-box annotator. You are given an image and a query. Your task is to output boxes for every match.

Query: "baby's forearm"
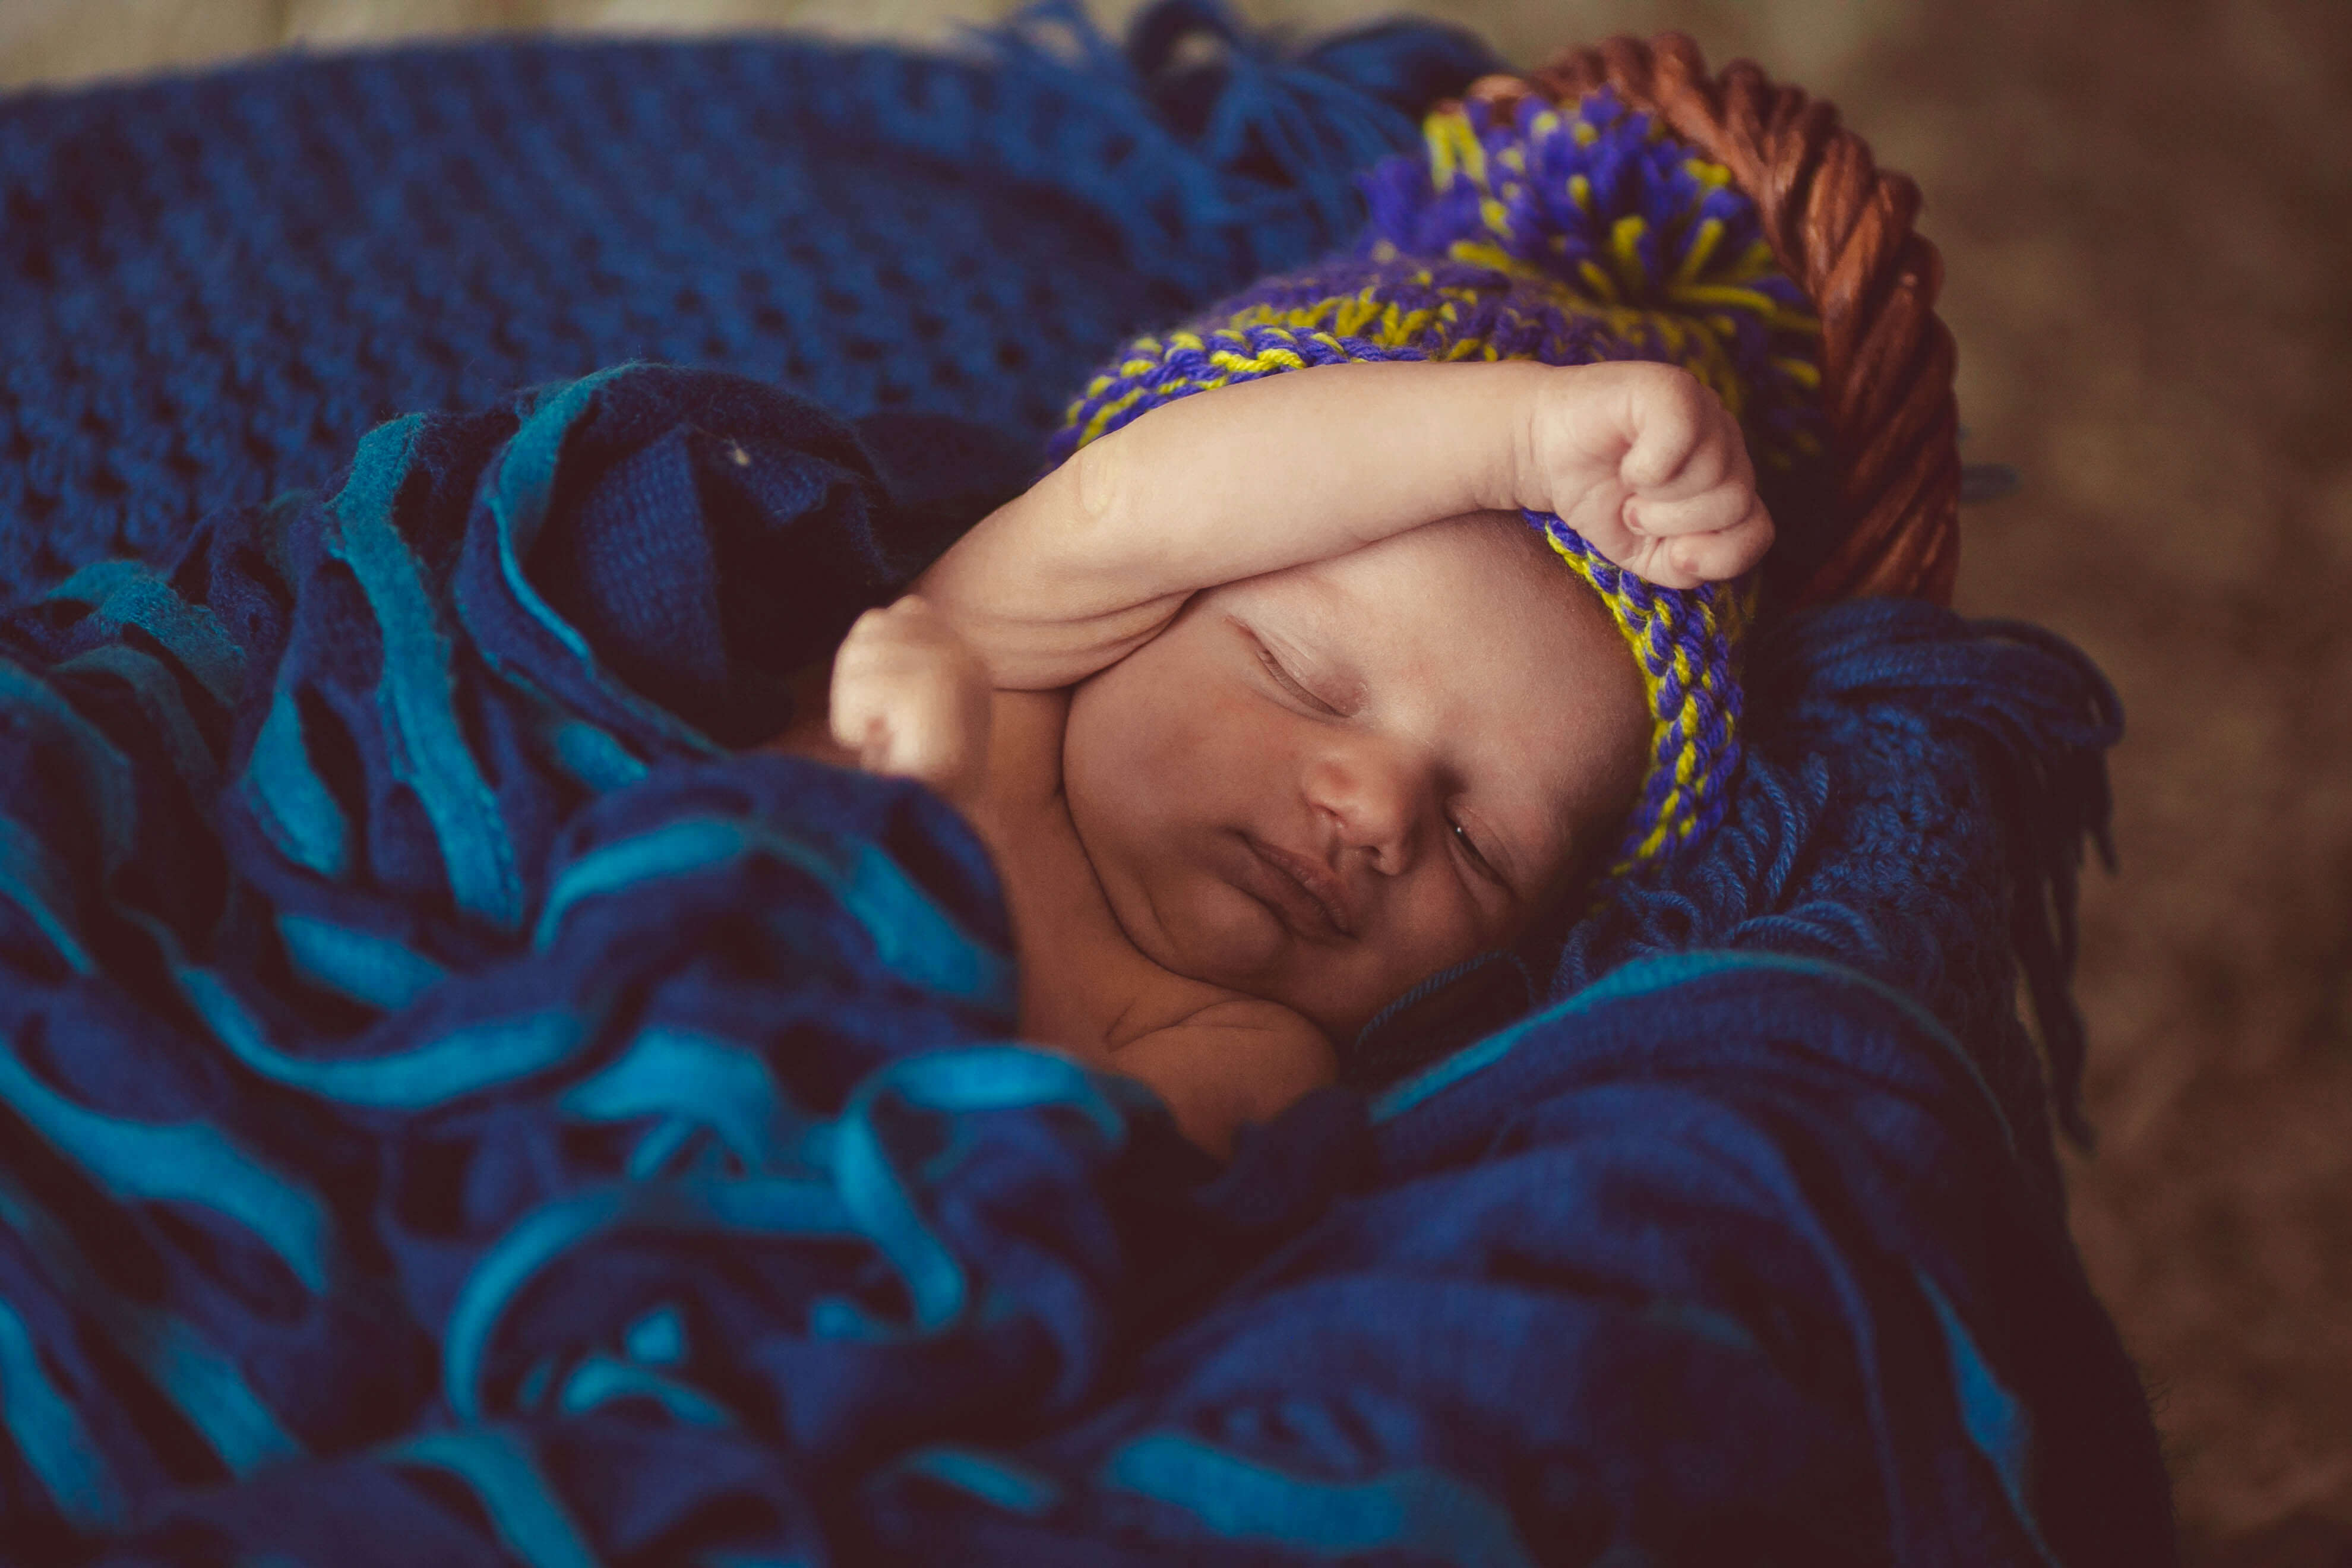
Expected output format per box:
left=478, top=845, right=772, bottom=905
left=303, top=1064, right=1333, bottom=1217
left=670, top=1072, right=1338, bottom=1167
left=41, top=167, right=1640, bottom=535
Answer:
left=916, top=359, right=1554, bottom=689
left=1053, top=359, right=1551, bottom=597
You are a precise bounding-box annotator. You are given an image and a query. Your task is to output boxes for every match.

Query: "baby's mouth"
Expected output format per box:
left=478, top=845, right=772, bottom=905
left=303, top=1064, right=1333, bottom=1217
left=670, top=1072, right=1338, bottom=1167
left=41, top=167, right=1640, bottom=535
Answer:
left=1235, top=833, right=1356, bottom=940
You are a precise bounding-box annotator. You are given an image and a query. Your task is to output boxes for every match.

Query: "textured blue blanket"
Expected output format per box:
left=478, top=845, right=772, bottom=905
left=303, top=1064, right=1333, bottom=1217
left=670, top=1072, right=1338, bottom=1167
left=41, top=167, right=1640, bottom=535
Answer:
left=0, top=361, right=2171, bottom=1564
left=0, top=0, right=1493, bottom=606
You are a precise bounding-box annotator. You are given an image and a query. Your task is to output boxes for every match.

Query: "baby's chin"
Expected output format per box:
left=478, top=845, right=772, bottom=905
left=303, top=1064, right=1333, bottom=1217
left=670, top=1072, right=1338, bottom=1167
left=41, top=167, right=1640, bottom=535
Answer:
left=1112, top=860, right=1395, bottom=1038
left=1113, top=855, right=1285, bottom=987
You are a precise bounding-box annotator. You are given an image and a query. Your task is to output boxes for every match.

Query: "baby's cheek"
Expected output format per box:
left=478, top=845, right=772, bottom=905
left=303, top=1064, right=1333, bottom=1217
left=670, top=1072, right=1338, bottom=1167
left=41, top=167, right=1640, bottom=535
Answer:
left=1168, top=684, right=1260, bottom=772
left=1126, top=681, right=1259, bottom=804
left=1382, top=875, right=1488, bottom=982
left=1067, top=652, right=1240, bottom=841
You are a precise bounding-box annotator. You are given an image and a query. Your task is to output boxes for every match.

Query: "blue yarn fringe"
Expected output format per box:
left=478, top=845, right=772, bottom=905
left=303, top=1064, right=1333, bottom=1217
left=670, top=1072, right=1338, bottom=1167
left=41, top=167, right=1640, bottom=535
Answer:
left=1554, top=598, right=2122, bottom=1154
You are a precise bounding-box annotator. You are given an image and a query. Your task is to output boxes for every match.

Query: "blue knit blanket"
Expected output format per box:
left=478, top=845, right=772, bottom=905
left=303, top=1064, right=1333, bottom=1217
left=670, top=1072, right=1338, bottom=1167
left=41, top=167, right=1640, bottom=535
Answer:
left=0, top=357, right=2170, bottom=1566
left=0, top=0, right=1494, bottom=606
left=0, top=6, right=2174, bottom=1562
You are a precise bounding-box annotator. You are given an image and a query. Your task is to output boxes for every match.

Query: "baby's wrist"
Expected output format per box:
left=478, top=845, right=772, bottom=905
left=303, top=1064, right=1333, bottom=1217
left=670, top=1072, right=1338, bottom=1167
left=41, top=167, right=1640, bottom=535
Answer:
left=1435, top=359, right=1558, bottom=518
left=1504, top=361, right=1620, bottom=517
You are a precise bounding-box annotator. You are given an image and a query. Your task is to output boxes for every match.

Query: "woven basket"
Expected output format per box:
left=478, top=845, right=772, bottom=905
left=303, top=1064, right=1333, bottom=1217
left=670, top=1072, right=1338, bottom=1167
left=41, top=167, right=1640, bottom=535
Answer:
left=1458, top=33, right=1961, bottom=608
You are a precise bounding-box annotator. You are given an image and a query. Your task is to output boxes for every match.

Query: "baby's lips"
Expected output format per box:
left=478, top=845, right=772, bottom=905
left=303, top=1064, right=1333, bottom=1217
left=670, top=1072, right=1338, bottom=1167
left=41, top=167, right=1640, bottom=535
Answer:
left=1248, top=834, right=1358, bottom=939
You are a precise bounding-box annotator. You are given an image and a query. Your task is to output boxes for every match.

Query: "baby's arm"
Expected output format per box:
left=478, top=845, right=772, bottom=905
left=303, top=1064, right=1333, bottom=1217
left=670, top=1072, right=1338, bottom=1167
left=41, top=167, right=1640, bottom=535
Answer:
left=916, top=359, right=1771, bottom=691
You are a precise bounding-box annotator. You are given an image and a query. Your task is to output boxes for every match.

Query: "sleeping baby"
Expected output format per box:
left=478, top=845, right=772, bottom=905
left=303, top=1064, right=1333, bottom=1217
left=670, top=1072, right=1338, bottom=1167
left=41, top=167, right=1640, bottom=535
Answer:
left=772, top=91, right=1811, bottom=1154
left=772, top=356, right=1769, bottom=1155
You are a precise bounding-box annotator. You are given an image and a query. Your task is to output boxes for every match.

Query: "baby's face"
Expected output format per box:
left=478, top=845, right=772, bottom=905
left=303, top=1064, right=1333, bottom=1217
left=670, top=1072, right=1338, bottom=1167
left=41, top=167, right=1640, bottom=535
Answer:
left=1062, top=512, right=1649, bottom=1039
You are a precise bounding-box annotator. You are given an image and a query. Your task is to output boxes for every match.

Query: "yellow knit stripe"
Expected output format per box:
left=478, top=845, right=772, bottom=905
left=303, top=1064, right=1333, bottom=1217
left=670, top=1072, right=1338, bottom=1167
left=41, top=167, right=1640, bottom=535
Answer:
left=1673, top=217, right=1725, bottom=286
left=1609, top=215, right=1651, bottom=296
left=1667, top=285, right=1819, bottom=334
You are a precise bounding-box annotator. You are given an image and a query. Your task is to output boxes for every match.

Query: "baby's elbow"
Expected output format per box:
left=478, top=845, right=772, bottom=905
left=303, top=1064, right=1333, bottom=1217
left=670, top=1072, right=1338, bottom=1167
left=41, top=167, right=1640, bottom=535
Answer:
left=1068, top=432, right=1131, bottom=535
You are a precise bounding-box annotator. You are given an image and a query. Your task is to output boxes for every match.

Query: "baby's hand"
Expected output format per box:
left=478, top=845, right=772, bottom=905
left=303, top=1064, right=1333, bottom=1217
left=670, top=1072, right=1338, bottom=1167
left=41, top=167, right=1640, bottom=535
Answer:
left=1533, top=362, right=1773, bottom=590
left=830, top=595, right=992, bottom=808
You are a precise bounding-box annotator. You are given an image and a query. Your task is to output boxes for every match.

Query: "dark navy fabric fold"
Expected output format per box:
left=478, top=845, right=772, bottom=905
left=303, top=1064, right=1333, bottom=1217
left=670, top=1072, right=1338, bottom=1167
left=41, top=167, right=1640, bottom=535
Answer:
left=0, top=363, right=2173, bottom=1564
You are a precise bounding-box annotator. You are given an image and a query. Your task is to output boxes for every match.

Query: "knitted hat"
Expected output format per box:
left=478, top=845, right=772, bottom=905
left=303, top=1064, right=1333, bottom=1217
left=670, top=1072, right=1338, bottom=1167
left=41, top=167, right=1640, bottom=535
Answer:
left=1047, top=88, right=1824, bottom=875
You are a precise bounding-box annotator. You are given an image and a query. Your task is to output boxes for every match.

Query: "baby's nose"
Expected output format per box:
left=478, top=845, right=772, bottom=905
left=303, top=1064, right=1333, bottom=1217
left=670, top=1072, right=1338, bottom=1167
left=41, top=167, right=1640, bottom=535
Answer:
left=1307, top=748, right=1434, bottom=872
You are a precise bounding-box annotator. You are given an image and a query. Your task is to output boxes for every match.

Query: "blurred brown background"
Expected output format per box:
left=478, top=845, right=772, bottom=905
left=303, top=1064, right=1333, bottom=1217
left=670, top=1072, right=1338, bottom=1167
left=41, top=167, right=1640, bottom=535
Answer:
left=6, top=0, right=2348, bottom=1561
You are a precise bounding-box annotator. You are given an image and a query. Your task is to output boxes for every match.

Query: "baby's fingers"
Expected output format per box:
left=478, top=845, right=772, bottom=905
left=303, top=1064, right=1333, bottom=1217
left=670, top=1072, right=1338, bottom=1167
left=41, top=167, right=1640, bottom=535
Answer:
left=831, top=669, right=959, bottom=780
left=1627, top=476, right=1752, bottom=542
left=829, top=666, right=903, bottom=769
left=1645, top=497, right=1775, bottom=589
left=829, top=604, right=993, bottom=799
left=1619, top=368, right=1728, bottom=494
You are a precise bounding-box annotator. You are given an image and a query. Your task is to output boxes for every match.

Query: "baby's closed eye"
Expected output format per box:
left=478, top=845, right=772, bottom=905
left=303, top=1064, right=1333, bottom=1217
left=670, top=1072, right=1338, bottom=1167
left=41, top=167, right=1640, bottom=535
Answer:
left=1446, top=811, right=1507, bottom=887
left=1249, top=627, right=1358, bottom=717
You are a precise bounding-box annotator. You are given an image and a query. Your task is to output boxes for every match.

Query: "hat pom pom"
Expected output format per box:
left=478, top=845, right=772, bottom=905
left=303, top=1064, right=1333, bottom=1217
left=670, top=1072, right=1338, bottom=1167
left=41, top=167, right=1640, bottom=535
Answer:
left=1357, top=89, right=1825, bottom=470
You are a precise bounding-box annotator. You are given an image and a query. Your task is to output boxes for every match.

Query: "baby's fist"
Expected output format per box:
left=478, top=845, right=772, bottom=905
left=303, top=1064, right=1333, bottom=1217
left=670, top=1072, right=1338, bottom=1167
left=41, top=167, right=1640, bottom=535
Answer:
left=830, top=595, right=992, bottom=807
left=1534, top=361, right=1773, bottom=590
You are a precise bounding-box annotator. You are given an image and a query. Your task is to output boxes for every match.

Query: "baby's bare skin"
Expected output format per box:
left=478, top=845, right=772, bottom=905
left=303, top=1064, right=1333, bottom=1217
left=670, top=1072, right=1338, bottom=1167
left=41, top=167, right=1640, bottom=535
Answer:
left=776, top=649, right=1328, bottom=1155
left=772, top=359, right=1770, bottom=1158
